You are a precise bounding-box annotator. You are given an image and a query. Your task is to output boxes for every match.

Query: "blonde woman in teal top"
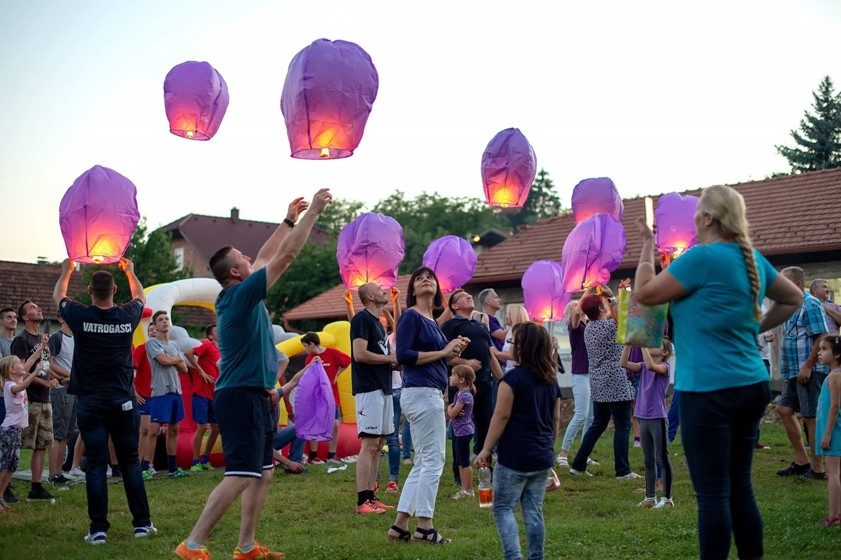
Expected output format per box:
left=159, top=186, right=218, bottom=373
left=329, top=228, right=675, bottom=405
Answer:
left=633, top=185, right=803, bottom=560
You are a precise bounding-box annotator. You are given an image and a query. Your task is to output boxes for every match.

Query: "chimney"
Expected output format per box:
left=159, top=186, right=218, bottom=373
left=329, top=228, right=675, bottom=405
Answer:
left=37, top=256, right=48, bottom=265
left=230, top=207, right=239, bottom=224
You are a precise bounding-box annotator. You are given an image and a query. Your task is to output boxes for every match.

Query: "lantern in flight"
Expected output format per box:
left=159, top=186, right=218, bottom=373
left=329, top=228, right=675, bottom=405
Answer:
left=481, top=128, right=537, bottom=208
left=571, top=177, right=623, bottom=224
left=163, top=61, right=229, bottom=140
left=561, top=214, right=626, bottom=293
left=422, top=236, right=478, bottom=294
left=59, top=165, right=140, bottom=265
left=281, top=39, right=379, bottom=160
left=522, top=261, right=571, bottom=323
left=337, top=213, right=404, bottom=290
left=655, top=192, right=699, bottom=263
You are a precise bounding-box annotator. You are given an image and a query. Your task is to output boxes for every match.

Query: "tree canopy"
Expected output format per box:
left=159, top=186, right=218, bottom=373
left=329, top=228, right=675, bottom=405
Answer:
left=776, top=75, right=841, bottom=172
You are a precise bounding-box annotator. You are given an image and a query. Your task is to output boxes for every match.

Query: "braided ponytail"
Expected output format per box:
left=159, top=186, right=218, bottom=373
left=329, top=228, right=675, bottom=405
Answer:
left=735, top=234, right=763, bottom=321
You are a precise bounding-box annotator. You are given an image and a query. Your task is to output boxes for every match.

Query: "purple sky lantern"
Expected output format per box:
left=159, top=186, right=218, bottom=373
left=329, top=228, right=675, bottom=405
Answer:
left=281, top=39, right=379, bottom=160
left=481, top=128, right=537, bottom=208
left=337, top=213, right=404, bottom=290
left=571, top=177, right=624, bottom=224
left=59, top=165, right=140, bottom=264
left=522, top=260, right=571, bottom=323
left=422, top=235, right=478, bottom=294
left=164, top=61, right=229, bottom=140
left=561, top=214, right=626, bottom=292
left=655, top=192, right=699, bottom=261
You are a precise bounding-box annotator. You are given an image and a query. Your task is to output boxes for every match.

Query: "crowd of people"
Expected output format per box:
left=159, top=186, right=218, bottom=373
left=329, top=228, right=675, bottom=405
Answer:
left=0, top=185, right=840, bottom=559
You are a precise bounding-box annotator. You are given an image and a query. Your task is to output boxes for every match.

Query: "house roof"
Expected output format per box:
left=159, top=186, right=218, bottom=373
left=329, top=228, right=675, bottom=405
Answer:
left=0, top=261, right=88, bottom=320
left=468, top=167, right=841, bottom=284
left=283, top=275, right=414, bottom=322
left=162, top=209, right=327, bottom=276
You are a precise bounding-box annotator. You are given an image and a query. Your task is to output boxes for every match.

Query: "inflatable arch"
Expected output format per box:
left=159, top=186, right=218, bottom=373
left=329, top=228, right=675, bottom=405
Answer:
left=136, top=278, right=359, bottom=467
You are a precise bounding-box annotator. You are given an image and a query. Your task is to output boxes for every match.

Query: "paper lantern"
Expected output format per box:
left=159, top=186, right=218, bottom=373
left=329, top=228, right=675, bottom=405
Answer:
left=561, top=214, right=626, bottom=293
left=281, top=39, right=379, bottom=160
left=422, top=236, right=478, bottom=294
left=336, top=213, right=405, bottom=290
left=481, top=128, right=537, bottom=208
left=571, top=177, right=624, bottom=224
left=59, top=165, right=140, bottom=265
left=163, top=61, right=229, bottom=140
left=655, top=192, right=699, bottom=260
left=522, top=261, right=571, bottom=323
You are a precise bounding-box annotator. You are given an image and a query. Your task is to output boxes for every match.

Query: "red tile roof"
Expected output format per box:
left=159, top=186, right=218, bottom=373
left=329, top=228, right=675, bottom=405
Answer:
left=469, top=167, right=841, bottom=284
left=284, top=275, right=413, bottom=322
left=0, top=261, right=88, bottom=320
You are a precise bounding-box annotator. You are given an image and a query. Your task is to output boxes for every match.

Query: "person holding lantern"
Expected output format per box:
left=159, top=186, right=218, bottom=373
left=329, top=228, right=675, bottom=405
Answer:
left=176, top=190, right=331, bottom=560
left=633, top=185, right=803, bottom=560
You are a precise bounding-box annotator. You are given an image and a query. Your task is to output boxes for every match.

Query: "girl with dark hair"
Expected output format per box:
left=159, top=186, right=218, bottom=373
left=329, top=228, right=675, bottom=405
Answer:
left=387, top=267, right=467, bottom=544
left=817, top=334, right=841, bottom=526
left=476, top=322, right=562, bottom=560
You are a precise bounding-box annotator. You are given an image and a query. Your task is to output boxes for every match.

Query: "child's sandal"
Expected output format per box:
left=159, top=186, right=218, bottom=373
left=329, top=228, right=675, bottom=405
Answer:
left=413, top=527, right=450, bottom=544
left=387, top=525, right=411, bottom=542
left=817, top=516, right=841, bottom=527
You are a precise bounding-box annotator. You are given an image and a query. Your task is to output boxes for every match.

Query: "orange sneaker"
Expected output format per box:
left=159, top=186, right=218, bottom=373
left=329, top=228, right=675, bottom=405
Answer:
left=232, top=541, right=284, bottom=559
left=371, top=497, right=395, bottom=510
left=174, top=540, right=212, bottom=560
left=355, top=500, right=386, bottom=514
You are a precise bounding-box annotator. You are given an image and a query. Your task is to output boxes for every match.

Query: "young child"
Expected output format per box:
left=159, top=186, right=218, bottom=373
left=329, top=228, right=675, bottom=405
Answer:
left=0, top=356, right=39, bottom=511
left=620, top=337, right=674, bottom=509
left=448, top=364, right=476, bottom=500
left=816, top=334, right=841, bottom=527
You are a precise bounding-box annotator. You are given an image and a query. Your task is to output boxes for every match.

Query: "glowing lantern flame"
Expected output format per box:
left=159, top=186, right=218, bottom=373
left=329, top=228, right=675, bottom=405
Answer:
left=571, top=177, right=624, bottom=224
left=481, top=128, right=537, bottom=208
left=281, top=39, right=379, bottom=160
left=522, top=261, right=571, bottom=323
left=422, top=236, right=478, bottom=294
left=655, top=192, right=699, bottom=262
left=164, top=61, right=229, bottom=141
left=560, top=214, right=626, bottom=293
left=336, top=213, right=405, bottom=290
left=59, top=165, right=140, bottom=265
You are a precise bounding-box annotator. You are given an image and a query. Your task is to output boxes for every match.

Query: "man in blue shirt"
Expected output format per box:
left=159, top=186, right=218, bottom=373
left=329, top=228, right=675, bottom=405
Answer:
left=776, top=267, right=829, bottom=480
left=176, top=189, right=332, bottom=560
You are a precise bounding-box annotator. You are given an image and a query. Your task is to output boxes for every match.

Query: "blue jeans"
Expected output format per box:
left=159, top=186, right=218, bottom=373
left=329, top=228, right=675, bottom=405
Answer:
left=401, top=415, right=413, bottom=459
left=667, top=390, right=680, bottom=443
left=76, top=396, right=150, bottom=533
left=273, top=423, right=304, bottom=463
left=570, top=400, right=632, bottom=476
left=561, top=374, right=594, bottom=452
left=385, top=389, right=401, bottom=482
left=493, top=463, right=549, bottom=560
left=681, top=381, right=768, bottom=560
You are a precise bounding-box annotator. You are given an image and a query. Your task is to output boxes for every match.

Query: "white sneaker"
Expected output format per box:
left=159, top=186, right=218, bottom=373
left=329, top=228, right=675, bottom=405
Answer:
left=633, top=440, right=641, bottom=448
left=69, top=467, right=86, bottom=479
left=106, top=466, right=112, bottom=478
left=452, top=489, right=475, bottom=500
left=569, top=468, right=592, bottom=477
left=587, top=457, right=600, bottom=466
left=637, top=497, right=656, bottom=508
left=616, top=472, right=642, bottom=480
left=653, top=497, right=674, bottom=509
left=148, top=465, right=157, bottom=475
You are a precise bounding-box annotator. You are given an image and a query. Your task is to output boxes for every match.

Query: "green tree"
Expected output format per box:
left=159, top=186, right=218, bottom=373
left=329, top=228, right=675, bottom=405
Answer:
left=314, top=198, right=366, bottom=236
left=373, top=191, right=507, bottom=273
left=776, top=75, right=841, bottom=172
left=76, top=218, right=191, bottom=304
left=506, top=168, right=564, bottom=229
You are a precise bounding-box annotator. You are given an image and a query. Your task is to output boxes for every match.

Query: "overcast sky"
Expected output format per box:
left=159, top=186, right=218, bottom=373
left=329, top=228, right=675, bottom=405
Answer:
left=1, top=0, right=839, bottom=263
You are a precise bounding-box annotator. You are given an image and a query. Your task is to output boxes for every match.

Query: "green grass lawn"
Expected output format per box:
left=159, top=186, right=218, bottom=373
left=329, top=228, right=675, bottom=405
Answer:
left=0, top=422, right=835, bottom=559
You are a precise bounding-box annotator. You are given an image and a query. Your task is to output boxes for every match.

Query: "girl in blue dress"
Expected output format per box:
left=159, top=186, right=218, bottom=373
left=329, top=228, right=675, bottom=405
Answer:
left=816, top=334, right=841, bottom=527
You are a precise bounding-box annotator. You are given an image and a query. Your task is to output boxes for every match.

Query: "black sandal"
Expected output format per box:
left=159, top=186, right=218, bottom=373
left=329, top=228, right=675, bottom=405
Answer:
left=387, top=525, right=411, bottom=542
left=413, top=527, right=451, bottom=544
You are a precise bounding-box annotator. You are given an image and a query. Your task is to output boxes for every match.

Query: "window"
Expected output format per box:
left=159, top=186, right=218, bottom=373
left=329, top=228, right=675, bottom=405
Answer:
left=173, top=247, right=185, bottom=271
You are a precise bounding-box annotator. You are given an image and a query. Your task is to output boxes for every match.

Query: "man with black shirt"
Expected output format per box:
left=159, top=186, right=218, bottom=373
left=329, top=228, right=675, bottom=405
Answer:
left=441, top=290, right=504, bottom=457
left=11, top=299, right=58, bottom=502
left=54, top=259, right=154, bottom=545
left=350, top=282, right=397, bottom=514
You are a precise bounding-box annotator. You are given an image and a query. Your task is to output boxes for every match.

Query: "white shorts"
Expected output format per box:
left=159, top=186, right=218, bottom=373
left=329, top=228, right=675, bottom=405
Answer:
left=355, top=390, right=394, bottom=438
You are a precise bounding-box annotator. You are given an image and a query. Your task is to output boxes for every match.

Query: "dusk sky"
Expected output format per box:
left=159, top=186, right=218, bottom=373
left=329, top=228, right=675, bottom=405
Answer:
left=1, top=0, right=839, bottom=263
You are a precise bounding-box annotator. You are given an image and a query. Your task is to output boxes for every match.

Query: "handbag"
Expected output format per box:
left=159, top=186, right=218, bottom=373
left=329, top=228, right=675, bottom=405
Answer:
left=615, top=289, right=669, bottom=348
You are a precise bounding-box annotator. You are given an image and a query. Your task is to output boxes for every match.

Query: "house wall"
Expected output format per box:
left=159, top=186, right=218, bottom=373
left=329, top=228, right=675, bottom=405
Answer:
left=171, top=238, right=210, bottom=278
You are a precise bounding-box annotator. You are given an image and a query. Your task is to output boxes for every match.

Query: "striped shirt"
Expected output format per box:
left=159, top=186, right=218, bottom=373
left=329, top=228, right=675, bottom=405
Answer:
left=781, top=292, right=829, bottom=379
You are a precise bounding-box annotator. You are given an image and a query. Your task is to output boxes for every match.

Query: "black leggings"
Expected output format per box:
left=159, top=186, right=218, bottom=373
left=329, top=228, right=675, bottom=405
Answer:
left=681, top=381, right=769, bottom=560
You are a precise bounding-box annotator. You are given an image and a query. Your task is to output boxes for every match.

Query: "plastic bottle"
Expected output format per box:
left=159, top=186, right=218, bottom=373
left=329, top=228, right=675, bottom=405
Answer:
left=478, top=466, right=493, bottom=508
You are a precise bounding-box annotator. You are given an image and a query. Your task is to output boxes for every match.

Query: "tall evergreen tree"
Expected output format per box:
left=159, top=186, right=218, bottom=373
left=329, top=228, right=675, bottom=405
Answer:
left=506, top=168, right=564, bottom=229
left=776, top=76, right=841, bottom=172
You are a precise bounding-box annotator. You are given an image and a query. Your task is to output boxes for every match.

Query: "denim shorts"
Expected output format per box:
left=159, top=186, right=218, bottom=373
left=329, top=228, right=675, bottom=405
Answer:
left=779, top=373, right=826, bottom=418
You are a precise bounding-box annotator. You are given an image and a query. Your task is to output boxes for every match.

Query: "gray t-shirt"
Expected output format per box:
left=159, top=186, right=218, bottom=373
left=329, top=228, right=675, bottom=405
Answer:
left=0, top=336, right=11, bottom=358
left=146, top=337, right=183, bottom=397
left=48, top=331, right=75, bottom=384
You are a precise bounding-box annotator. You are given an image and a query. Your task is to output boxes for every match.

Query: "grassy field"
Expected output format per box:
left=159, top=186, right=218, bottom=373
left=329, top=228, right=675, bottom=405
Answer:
left=0, top=422, right=835, bottom=560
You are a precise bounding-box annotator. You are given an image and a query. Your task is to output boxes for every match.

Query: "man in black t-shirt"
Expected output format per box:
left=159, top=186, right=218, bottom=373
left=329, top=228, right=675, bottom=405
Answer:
left=350, top=281, right=397, bottom=514
left=441, top=289, right=504, bottom=457
left=54, top=258, right=154, bottom=545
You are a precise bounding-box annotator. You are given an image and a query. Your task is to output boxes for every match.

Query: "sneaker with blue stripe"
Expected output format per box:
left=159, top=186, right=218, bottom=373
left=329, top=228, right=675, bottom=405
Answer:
left=84, top=531, right=107, bottom=545
left=134, top=523, right=158, bottom=538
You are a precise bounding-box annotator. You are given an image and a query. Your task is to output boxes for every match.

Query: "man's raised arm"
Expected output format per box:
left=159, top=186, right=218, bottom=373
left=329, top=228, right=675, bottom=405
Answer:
left=53, top=259, right=75, bottom=307
left=253, top=197, right=308, bottom=270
